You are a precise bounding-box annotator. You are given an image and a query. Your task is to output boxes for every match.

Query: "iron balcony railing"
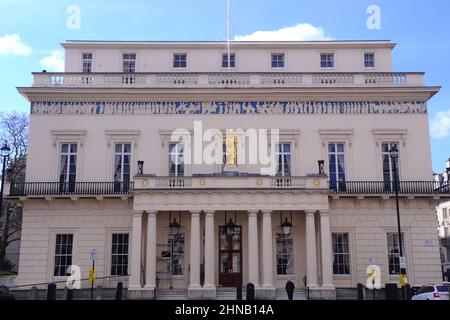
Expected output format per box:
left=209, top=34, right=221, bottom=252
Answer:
left=329, top=181, right=450, bottom=195
left=7, top=180, right=449, bottom=196
left=8, top=181, right=134, bottom=196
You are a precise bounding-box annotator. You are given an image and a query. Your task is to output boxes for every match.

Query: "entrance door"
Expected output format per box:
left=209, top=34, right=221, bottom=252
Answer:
left=218, top=225, right=242, bottom=287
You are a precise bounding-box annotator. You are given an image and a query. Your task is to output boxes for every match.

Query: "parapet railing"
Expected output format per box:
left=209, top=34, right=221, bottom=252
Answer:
left=32, top=72, right=424, bottom=88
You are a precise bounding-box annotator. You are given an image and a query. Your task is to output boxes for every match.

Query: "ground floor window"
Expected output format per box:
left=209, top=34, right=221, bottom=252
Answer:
left=387, top=232, right=405, bottom=275
left=54, top=234, right=73, bottom=276
left=111, top=233, right=129, bottom=276
left=276, top=233, right=294, bottom=275
left=332, top=233, right=350, bottom=275
left=168, top=233, right=185, bottom=275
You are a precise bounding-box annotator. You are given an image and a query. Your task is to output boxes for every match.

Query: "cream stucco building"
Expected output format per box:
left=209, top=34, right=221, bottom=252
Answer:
left=9, top=40, right=450, bottom=299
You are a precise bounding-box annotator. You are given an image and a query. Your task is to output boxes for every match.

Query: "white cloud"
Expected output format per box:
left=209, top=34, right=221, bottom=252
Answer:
left=431, top=110, right=450, bottom=139
left=0, top=34, right=32, bottom=56
left=234, top=23, right=332, bottom=41
left=40, top=50, right=65, bottom=72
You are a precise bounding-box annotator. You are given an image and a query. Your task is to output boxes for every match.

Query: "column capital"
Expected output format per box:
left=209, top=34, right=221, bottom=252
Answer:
left=203, top=210, right=215, bottom=216
left=146, top=210, right=158, bottom=216
left=190, top=210, right=201, bottom=217
left=319, top=210, right=330, bottom=217
left=305, top=210, right=317, bottom=216
left=261, top=210, right=273, bottom=216
left=247, top=210, right=259, bottom=216
left=132, top=210, right=144, bottom=216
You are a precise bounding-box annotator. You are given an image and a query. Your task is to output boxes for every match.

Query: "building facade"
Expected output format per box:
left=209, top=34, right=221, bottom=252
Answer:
left=9, top=40, right=449, bottom=299
left=435, top=158, right=450, bottom=281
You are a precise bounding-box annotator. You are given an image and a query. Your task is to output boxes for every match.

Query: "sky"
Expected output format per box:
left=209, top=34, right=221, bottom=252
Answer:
left=0, top=0, right=449, bottom=172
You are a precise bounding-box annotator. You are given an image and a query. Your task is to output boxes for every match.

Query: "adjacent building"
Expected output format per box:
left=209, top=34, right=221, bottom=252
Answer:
left=435, top=158, right=450, bottom=281
left=9, top=40, right=449, bottom=299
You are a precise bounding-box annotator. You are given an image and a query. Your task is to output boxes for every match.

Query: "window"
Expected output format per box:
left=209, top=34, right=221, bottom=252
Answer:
left=442, top=208, right=448, bottom=220
left=328, top=143, right=346, bottom=191
left=54, top=234, right=73, bottom=276
left=364, top=53, right=375, bottom=68
left=271, top=53, right=285, bottom=68
left=168, top=233, right=185, bottom=275
left=275, top=143, right=291, bottom=176
left=59, top=143, right=77, bottom=192
left=168, top=143, right=184, bottom=176
left=276, top=233, right=294, bottom=275
left=222, top=53, right=235, bottom=68
left=332, top=233, right=350, bottom=275
left=82, top=53, right=93, bottom=73
left=123, top=53, right=136, bottom=73
left=382, top=143, right=400, bottom=192
left=173, top=53, right=187, bottom=68
left=114, top=143, right=131, bottom=192
left=387, top=232, right=405, bottom=275
left=321, top=53, right=334, bottom=68
left=111, top=233, right=129, bottom=276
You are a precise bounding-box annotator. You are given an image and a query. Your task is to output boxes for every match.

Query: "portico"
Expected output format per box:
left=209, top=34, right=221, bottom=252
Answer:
left=128, top=174, right=334, bottom=299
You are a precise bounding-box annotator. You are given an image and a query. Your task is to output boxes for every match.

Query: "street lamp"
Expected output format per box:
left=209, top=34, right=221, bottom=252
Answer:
left=281, top=218, right=292, bottom=236
left=0, top=140, right=11, bottom=221
left=389, top=143, right=407, bottom=299
left=169, top=218, right=181, bottom=236
left=445, top=158, right=450, bottom=182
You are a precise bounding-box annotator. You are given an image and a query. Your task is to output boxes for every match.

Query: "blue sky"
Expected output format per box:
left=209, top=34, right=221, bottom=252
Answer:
left=0, top=0, right=449, bottom=172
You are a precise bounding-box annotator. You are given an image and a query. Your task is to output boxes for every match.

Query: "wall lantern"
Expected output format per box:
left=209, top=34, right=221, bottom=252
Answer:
left=318, top=160, right=325, bottom=175
left=137, top=160, right=144, bottom=175
left=225, top=211, right=237, bottom=236
left=280, top=211, right=293, bottom=236
left=169, top=211, right=181, bottom=235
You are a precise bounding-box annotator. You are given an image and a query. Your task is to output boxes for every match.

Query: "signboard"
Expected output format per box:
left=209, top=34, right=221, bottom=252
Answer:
left=399, top=256, right=406, bottom=269
left=90, top=249, right=97, bottom=261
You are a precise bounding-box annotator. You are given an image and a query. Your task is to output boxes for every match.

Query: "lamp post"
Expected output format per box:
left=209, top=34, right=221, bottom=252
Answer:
left=0, top=140, right=11, bottom=221
left=389, top=143, right=407, bottom=299
left=446, top=158, right=450, bottom=183
left=169, top=214, right=181, bottom=290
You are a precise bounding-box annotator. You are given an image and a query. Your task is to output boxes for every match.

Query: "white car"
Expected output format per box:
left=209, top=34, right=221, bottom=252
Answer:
left=412, top=284, right=450, bottom=300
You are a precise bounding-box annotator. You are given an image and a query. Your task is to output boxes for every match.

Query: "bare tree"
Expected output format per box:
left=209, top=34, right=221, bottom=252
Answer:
left=0, top=111, right=28, bottom=271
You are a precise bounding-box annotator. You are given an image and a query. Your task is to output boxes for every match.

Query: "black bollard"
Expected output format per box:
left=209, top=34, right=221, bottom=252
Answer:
left=47, top=283, right=57, bottom=300
left=357, top=283, right=364, bottom=300
left=385, top=283, right=399, bottom=300
left=236, top=285, right=242, bottom=300
left=403, top=284, right=412, bottom=300
left=246, top=283, right=255, bottom=300
left=115, top=282, right=123, bottom=300
left=66, top=288, right=73, bottom=300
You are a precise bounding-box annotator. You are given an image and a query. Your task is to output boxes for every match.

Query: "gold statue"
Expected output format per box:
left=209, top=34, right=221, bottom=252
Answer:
left=225, top=129, right=238, bottom=165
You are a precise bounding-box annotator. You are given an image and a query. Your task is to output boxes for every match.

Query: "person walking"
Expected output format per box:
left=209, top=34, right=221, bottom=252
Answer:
left=285, top=279, right=295, bottom=300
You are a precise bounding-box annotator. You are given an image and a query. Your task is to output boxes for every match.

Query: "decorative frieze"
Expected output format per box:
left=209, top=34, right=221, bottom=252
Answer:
left=30, top=100, right=427, bottom=115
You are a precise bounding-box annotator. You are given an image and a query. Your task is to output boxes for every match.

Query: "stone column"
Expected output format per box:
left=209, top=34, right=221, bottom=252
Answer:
left=129, top=211, right=143, bottom=290
left=203, top=211, right=216, bottom=295
left=144, top=211, right=157, bottom=291
left=320, top=211, right=334, bottom=288
left=306, top=211, right=319, bottom=288
left=188, top=211, right=201, bottom=298
left=248, top=210, right=259, bottom=286
left=258, top=210, right=275, bottom=299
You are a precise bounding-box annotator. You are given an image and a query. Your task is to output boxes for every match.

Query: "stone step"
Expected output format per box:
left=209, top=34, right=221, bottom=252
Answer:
left=275, top=288, right=307, bottom=300
left=156, top=289, right=188, bottom=300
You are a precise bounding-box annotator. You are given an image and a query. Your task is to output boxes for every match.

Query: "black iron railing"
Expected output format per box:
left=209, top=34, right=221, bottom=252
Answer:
left=9, top=181, right=134, bottom=196
left=329, top=181, right=450, bottom=195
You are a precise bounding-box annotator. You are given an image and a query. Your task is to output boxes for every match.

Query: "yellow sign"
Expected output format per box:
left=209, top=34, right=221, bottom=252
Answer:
left=400, top=274, right=408, bottom=287
left=89, top=268, right=96, bottom=283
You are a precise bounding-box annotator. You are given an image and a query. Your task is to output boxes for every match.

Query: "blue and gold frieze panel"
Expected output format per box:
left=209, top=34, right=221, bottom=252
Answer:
left=30, top=100, right=427, bottom=115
